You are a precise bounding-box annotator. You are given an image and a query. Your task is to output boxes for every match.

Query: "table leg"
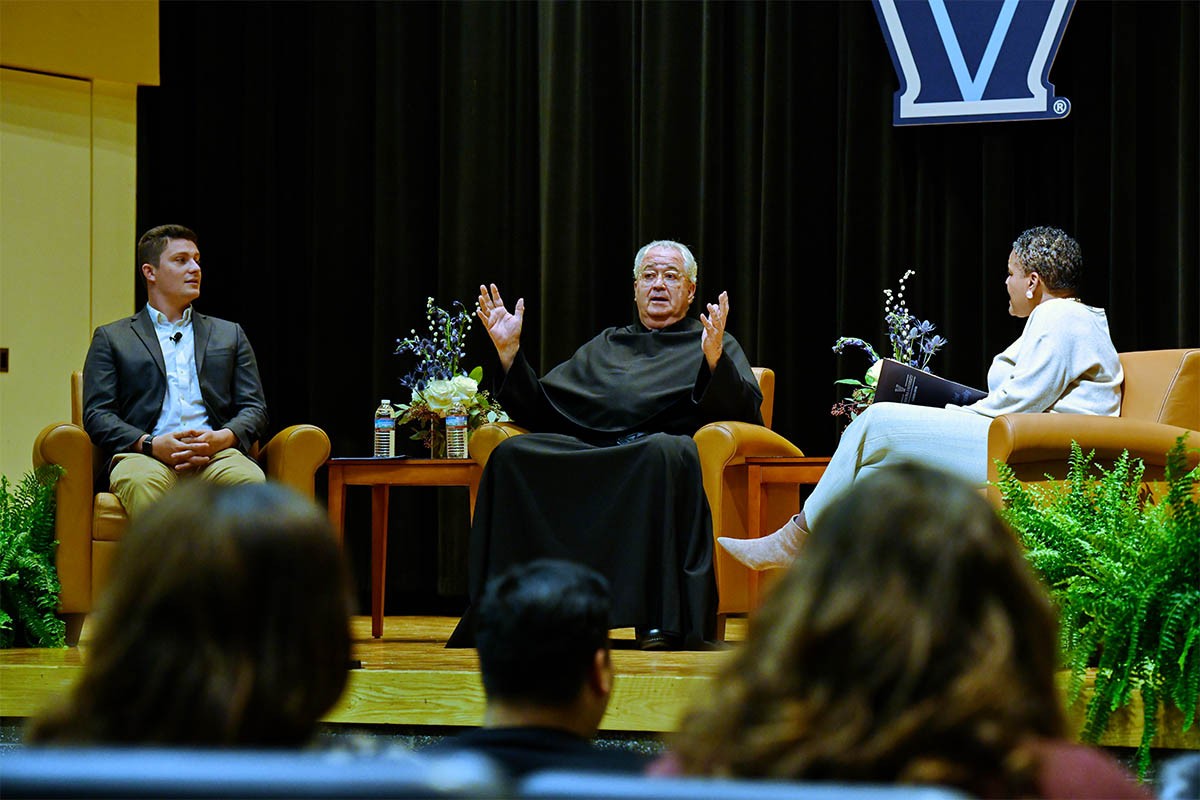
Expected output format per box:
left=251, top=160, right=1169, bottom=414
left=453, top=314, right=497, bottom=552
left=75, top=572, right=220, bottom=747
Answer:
left=468, top=473, right=479, bottom=522
left=327, top=466, right=346, bottom=546
left=371, top=484, right=390, bottom=639
left=747, top=464, right=763, bottom=610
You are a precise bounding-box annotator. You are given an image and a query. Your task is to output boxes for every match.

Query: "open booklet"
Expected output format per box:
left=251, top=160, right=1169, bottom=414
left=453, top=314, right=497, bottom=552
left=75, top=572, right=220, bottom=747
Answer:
left=873, top=358, right=987, bottom=408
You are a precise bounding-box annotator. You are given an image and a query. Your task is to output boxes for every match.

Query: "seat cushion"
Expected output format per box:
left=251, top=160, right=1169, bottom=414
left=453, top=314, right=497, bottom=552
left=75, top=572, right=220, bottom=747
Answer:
left=92, top=492, right=129, bottom=542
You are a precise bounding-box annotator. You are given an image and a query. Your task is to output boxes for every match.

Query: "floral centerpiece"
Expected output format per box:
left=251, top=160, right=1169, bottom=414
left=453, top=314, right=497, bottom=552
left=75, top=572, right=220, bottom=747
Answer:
left=831, top=269, right=948, bottom=420
left=394, top=297, right=508, bottom=457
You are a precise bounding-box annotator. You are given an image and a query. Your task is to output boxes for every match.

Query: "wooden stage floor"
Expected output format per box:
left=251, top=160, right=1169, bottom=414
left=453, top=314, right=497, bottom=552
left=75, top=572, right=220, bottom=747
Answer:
left=0, top=615, right=745, bottom=734
left=2, top=615, right=1196, bottom=750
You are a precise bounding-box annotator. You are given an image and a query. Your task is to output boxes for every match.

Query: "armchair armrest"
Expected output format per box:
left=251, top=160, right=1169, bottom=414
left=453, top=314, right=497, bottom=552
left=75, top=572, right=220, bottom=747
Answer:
left=259, top=424, right=331, bottom=499
left=32, top=422, right=95, bottom=614
left=469, top=422, right=530, bottom=469
left=986, top=413, right=1199, bottom=505
left=694, top=421, right=805, bottom=507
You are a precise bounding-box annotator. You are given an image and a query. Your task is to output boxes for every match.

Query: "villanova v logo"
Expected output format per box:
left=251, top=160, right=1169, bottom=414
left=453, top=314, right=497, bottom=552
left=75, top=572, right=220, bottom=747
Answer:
left=872, top=0, right=1075, bottom=125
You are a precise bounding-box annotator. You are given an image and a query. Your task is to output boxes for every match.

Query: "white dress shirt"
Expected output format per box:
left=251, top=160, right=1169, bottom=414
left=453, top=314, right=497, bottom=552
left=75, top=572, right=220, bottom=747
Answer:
left=147, top=304, right=211, bottom=437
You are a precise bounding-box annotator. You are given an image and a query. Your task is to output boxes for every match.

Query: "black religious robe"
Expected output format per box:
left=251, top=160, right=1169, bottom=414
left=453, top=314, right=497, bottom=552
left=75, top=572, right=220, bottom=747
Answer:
left=453, top=317, right=762, bottom=649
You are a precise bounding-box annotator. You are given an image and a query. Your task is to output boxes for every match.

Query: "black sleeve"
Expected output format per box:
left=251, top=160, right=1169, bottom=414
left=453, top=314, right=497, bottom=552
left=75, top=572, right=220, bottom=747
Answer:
left=691, top=335, right=764, bottom=425
left=496, top=351, right=573, bottom=432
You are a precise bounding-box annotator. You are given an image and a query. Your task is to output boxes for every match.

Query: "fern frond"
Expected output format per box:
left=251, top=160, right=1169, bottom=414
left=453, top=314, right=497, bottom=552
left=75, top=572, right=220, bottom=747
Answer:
left=1000, top=437, right=1200, bottom=778
left=1137, top=678, right=1158, bottom=778
left=0, top=465, right=65, bottom=649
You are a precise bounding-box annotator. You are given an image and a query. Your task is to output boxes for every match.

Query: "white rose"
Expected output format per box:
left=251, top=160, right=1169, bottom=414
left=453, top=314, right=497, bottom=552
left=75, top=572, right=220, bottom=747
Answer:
left=450, top=374, right=478, bottom=404
left=423, top=379, right=456, bottom=414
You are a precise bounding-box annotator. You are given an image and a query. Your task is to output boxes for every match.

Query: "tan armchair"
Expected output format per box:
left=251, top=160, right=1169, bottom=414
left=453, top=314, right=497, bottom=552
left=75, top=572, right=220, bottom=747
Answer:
left=987, top=349, right=1200, bottom=505
left=468, top=367, right=804, bottom=639
left=33, top=372, right=331, bottom=643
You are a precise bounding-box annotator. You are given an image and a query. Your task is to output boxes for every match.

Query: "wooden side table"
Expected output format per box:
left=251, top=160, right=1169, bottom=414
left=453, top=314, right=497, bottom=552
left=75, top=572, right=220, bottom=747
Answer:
left=327, top=457, right=482, bottom=638
left=742, top=456, right=831, bottom=608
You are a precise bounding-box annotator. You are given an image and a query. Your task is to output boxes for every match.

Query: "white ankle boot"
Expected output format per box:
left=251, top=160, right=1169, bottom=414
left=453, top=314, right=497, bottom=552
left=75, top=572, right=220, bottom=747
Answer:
left=718, top=515, right=807, bottom=570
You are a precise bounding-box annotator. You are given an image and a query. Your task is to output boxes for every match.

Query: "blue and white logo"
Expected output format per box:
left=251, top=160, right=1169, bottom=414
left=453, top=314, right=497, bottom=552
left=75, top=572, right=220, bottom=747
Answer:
left=872, top=0, right=1075, bottom=126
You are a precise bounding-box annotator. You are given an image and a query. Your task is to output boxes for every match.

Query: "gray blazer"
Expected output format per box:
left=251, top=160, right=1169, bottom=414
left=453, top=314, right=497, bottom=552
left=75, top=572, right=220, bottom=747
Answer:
left=82, top=307, right=269, bottom=467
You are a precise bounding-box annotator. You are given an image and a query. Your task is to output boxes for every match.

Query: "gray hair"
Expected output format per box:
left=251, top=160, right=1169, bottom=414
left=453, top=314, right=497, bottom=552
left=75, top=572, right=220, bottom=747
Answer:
left=632, top=240, right=698, bottom=283
left=1012, top=226, right=1081, bottom=294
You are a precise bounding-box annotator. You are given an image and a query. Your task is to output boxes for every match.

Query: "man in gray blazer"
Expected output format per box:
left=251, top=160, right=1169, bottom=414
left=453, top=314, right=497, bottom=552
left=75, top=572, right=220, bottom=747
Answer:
left=83, top=224, right=269, bottom=517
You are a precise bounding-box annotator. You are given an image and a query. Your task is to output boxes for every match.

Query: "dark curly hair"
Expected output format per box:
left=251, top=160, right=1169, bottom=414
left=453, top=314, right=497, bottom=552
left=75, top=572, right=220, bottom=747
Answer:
left=1012, top=226, right=1081, bottom=293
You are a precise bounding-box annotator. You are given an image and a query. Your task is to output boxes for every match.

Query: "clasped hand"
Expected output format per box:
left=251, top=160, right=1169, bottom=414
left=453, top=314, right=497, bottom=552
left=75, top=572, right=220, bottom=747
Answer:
left=149, top=429, right=236, bottom=472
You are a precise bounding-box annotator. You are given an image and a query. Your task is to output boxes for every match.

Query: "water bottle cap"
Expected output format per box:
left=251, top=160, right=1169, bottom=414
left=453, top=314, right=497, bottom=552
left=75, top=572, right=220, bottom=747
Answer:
left=381, top=399, right=390, bottom=405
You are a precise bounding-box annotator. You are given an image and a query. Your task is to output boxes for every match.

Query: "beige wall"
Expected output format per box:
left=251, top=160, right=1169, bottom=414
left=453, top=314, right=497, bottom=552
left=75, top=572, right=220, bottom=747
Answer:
left=0, top=1, right=159, bottom=85
left=0, top=0, right=150, bottom=482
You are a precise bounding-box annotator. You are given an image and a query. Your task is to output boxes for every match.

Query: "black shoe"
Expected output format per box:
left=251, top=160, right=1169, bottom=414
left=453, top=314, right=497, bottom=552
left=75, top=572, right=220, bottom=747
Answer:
left=635, top=628, right=680, bottom=651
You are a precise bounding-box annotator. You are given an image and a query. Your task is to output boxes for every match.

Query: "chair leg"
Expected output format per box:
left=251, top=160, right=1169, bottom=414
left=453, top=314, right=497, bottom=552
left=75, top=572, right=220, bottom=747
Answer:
left=714, top=614, right=727, bottom=642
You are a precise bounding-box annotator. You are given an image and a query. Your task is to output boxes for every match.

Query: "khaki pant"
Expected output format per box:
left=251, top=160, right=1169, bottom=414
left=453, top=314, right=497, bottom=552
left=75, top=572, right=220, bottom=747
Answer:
left=109, top=448, right=266, bottom=518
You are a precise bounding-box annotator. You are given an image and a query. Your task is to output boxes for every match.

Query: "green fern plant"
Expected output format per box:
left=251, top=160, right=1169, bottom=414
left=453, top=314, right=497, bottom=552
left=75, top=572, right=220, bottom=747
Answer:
left=995, top=436, right=1199, bottom=777
left=0, top=464, right=66, bottom=648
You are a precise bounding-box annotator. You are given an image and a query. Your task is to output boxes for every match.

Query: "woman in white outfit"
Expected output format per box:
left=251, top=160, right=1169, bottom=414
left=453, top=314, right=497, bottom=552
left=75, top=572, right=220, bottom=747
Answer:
left=720, top=226, right=1123, bottom=570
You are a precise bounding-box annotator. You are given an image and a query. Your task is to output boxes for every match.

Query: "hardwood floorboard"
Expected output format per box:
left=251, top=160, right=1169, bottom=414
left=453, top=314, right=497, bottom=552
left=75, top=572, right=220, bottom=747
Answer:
left=2, top=615, right=1196, bottom=747
left=0, top=616, right=744, bottom=733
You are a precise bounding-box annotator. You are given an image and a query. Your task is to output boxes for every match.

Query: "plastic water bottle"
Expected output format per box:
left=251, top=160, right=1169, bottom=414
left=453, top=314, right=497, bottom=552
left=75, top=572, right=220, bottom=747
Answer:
left=374, top=399, right=396, bottom=458
left=445, top=403, right=469, bottom=459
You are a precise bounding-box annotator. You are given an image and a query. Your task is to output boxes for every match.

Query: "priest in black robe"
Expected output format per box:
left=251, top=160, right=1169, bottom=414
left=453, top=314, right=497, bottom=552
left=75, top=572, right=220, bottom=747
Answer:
left=453, top=240, right=762, bottom=650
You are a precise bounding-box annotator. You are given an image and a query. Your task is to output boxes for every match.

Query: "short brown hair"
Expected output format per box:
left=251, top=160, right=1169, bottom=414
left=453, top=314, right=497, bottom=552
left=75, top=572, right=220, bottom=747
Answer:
left=137, top=224, right=198, bottom=275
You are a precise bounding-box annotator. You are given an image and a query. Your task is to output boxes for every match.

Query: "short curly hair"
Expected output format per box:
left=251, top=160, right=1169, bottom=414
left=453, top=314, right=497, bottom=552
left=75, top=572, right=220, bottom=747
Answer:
left=1012, top=226, right=1081, bottom=293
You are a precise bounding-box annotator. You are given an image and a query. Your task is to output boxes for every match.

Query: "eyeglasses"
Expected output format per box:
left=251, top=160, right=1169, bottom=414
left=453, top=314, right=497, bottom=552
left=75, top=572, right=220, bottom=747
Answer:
left=637, top=268, right=686, bottom=287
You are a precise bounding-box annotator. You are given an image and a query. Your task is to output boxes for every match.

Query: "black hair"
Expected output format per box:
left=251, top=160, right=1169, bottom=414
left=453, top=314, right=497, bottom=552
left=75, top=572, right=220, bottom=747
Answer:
left=476, top=559, right=611, bottom=707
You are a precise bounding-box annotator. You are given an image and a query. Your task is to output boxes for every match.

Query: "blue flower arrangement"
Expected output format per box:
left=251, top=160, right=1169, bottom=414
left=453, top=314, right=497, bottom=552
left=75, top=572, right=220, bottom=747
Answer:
left=831, top=270, right=948, bottom=419
left=393, top=298, right=507, bottom=455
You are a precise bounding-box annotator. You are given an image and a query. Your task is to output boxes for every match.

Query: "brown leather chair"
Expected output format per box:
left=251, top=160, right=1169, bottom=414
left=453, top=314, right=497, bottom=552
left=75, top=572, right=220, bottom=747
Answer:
left=468, top=367, right=804, bottom=639
left=33, top=372, right=332, bottom=643
left=987, top=349, right=1200, bottom=505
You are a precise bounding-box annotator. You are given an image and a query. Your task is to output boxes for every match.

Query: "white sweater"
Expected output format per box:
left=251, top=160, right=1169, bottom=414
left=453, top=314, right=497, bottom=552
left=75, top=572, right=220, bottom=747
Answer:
left=959, top=297, right=1123, bottom=418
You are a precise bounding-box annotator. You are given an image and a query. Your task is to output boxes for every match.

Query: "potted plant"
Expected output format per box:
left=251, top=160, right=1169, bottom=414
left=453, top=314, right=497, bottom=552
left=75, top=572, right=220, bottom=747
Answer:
left=994, top=436, right=1199, bottom=776
left=1, top=464, right=66, bottom=647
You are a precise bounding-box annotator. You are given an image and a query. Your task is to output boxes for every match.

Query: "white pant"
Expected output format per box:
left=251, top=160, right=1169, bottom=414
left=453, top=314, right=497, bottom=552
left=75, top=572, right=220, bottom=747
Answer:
left=803, top=402, right=993, bottom=529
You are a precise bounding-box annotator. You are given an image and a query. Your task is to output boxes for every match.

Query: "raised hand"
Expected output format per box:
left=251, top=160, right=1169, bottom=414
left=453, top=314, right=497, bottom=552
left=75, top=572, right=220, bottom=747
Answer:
left=699, top=291, right=729, bottom=371
left=477, top=283, right=525, bottom=372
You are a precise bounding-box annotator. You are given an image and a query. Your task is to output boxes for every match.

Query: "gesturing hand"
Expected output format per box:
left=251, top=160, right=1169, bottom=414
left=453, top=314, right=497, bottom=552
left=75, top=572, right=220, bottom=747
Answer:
left=700, top=291, right=729, bottom=372
left=477, top=283, right=525, bottom=373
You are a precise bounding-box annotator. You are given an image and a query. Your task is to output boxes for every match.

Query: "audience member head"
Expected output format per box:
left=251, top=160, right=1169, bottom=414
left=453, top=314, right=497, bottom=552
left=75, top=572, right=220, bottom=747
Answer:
left=1011, top=225, right=1081, bottom=295
left=27, top=482, right=352, bottom=747
left=671, top=462, right=1066, bottom=797
left=476, top=559, right=613, bottom=737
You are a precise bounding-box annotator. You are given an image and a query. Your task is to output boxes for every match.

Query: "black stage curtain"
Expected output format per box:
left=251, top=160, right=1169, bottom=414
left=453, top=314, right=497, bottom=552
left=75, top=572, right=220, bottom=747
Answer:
left=137, top=0, right=1198, bottom=611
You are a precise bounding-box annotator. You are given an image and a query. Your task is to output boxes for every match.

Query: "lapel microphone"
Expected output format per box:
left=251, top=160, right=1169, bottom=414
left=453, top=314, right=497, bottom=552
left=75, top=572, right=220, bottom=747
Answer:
left=171, top=332, right=182, bottom=344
